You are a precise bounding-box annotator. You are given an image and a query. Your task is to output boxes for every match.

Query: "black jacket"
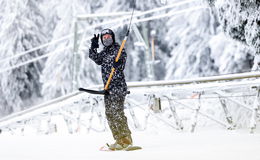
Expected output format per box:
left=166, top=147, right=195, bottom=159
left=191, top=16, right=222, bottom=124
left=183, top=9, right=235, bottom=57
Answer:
left=89, top=43, right=128, bottom=96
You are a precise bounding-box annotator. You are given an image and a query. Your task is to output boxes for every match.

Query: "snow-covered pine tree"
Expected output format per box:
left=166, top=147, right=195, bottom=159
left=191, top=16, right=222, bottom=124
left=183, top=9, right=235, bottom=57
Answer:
left=0, top=0, right=47, bottom=117
left=40, top=0, right=88, bottom=100
left=206, top=0, right=259, bottom=70
left=40, top=0, right=60, bottom=42
left=164, top=0, right=217, bottom=79
left=165, top=0, right=254, bottom=80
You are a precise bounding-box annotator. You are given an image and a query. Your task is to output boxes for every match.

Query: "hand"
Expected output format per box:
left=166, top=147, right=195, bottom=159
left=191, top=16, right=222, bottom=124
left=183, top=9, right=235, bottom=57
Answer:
left=104, top=90, right=109, bottom=95
left=91, top=34, right=99, bottom=49
left=113, top=59, right=123, bottom=68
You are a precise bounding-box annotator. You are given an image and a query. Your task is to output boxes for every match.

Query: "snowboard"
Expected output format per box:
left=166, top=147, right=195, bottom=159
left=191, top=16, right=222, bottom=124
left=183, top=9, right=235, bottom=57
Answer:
left=100, top=144, right=142, bottom=151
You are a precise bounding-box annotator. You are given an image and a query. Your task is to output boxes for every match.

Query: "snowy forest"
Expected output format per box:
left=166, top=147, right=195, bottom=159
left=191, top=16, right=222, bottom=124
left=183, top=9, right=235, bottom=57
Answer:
left=0, top=0, right=259, bottom=117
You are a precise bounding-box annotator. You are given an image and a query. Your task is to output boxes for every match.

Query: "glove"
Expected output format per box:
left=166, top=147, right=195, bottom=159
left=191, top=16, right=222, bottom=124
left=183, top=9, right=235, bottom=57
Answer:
left=113, top=59, right=123, bottom=68
left=104, top=90, right=109, bottom=95
left=91, top=34, right=99, bottom=49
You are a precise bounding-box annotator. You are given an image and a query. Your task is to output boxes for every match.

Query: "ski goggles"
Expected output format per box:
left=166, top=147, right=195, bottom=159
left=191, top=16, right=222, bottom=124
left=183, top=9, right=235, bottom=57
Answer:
left=101, top=29, right=113, bottom=36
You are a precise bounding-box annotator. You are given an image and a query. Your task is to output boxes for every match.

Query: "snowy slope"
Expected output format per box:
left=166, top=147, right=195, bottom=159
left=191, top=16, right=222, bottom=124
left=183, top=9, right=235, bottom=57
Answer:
left=0, top=78, right=260, bottom=160
left=0, top=130, right=260, bottom=160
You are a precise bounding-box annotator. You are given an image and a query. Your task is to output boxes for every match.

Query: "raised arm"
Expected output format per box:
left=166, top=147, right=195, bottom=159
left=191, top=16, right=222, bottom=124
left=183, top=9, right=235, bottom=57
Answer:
left=89, top=34, right=103, bottom=65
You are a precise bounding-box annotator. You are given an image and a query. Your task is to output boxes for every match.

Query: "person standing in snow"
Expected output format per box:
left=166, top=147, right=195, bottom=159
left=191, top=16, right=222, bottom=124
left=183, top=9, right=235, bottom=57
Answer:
left=89, top=28, right=132, bottom=150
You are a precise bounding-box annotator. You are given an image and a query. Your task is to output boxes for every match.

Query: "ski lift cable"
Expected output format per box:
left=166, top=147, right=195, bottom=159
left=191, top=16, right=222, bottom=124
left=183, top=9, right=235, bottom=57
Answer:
left=77, top=5, right=206, bottom=53
left=129, top=0, right=200, bottom=18
left=0, top=35, right=73, bottom=65
left=0, top=6, right=207, bottom=74
left=133, top=6, right=208, bottom=25
left=76, top=0, right=199, bottom=20
left=0, top=46, right=72, bottom=74
left=76, top=0, right=201, bottom=48
left=0, top=0, right=199, bottom=64
left=77, top=5, right=208, bottom=58
left=127, top=0, right=136, bottom=33
left=75, top=0, right=200, bottom=42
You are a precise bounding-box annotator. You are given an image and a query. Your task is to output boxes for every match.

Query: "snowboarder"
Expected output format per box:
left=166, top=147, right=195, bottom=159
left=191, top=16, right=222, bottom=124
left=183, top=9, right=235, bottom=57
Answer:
left=89, top=28, right=132, bottom=150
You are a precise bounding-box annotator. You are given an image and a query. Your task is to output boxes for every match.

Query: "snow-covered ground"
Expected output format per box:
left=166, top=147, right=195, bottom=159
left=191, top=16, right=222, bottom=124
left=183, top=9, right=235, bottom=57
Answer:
left=0, top=129, right=260, bottom=160
left=0, top=79, right=260, bottom=160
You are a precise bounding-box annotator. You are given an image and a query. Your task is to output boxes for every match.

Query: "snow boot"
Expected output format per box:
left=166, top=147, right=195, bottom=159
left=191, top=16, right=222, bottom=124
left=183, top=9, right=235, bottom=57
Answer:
left=108, top=135, right=133, bottom=150
left=119, top=135, right=133, bottom=146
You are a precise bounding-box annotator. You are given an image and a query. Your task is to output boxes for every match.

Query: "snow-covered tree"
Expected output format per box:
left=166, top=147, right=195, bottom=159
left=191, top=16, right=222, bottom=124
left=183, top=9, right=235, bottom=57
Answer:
left=0, top=0, right=47, bottom=116
left=40, top=0, right=60, bottom=42
left=40, top=0, right=87, bottom=100
left=206, top=0, right=260, bottom=70
left=164, top=0, right=254, bottom=80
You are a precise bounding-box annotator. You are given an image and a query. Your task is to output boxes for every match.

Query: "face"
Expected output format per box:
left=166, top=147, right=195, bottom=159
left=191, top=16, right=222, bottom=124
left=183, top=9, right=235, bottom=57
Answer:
left=102, top=34, right=113, bottom=47
left=102, top=34, right=112, bottom=40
